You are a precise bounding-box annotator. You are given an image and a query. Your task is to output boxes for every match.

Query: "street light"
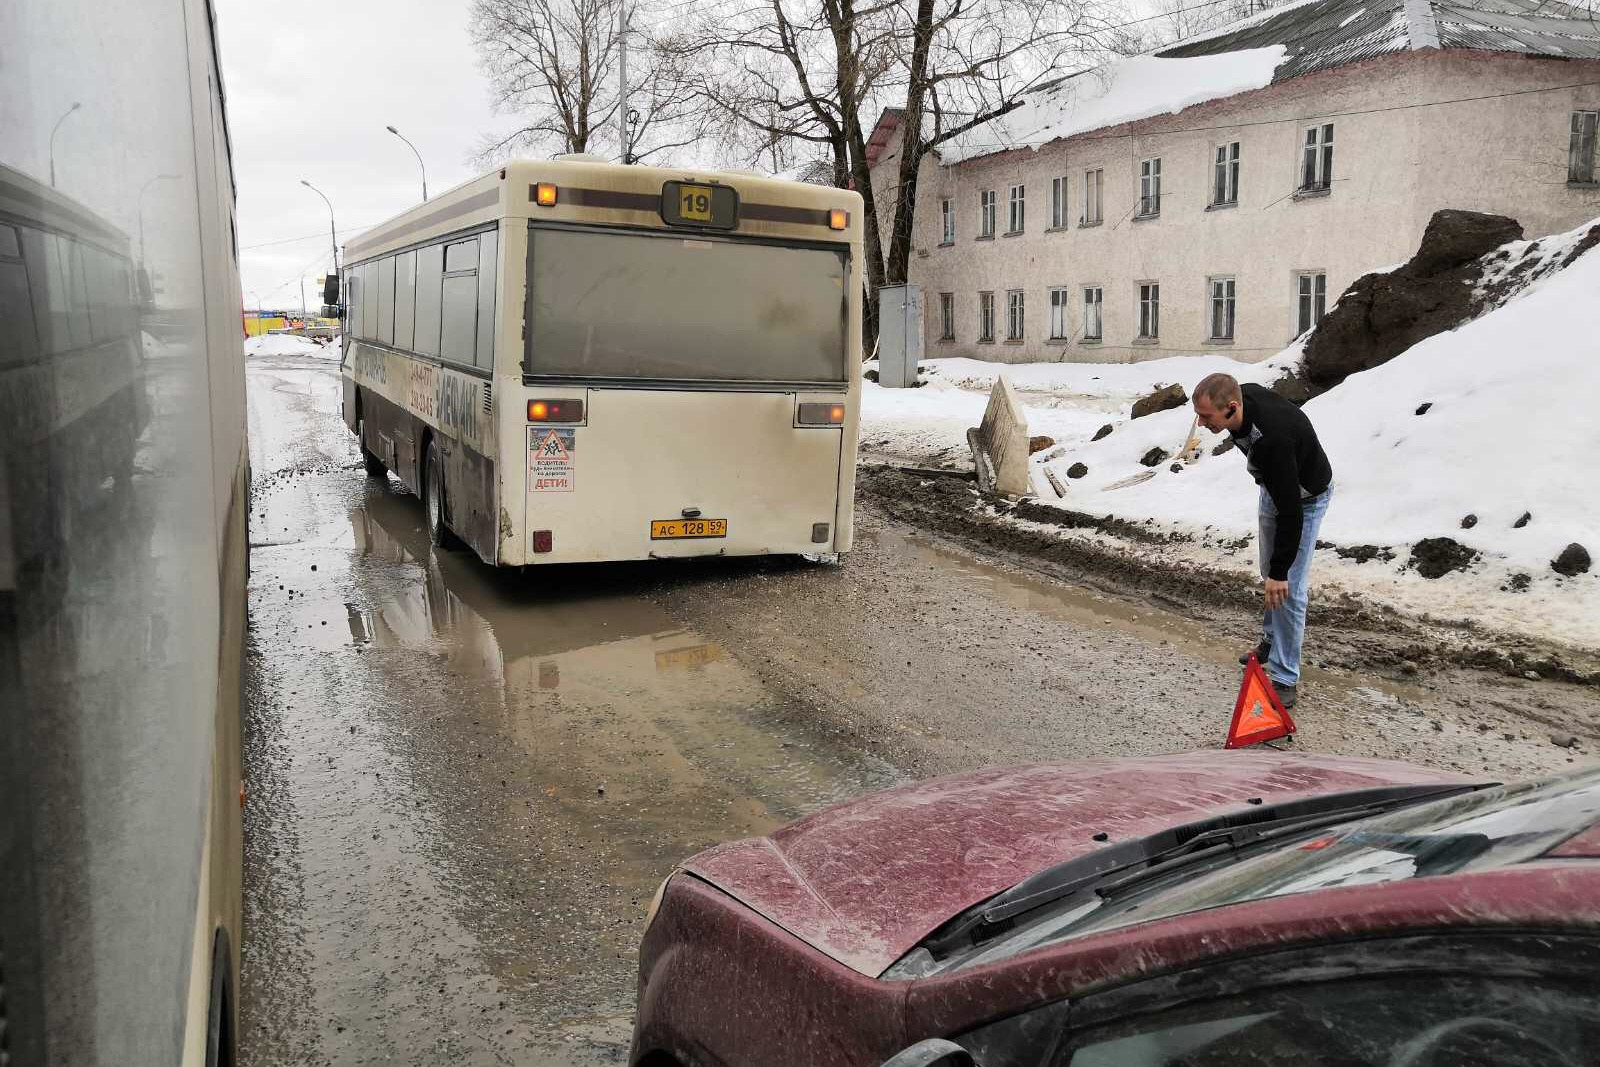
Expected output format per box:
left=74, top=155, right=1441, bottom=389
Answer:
left=49, top=102, right=81, bottom=188
left=300, top=179, right=340, bottom=279
left=385, top=125, right=428, bottom=201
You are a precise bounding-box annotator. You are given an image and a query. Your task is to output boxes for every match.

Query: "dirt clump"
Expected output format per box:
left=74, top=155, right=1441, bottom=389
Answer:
left=1552, top=543, right=1592, bottom=577
left=1132, top=384, right=1187, bottom=419
left=1092, top=424, right=1114, bottom=441
left=1336, top=544, right=1396, bottom=564
left=1067, top=462, right=1088, bottom=479
left=1140, top=446, right=1169, bottom=467
left=1514, top=511, right=1532, bottom=529
left=1301, top=210, right=1523, bottom=394
left=1029, top=435, right=1055, bottom=454
left=1211, top=438, right=1235, bottom=456
left=1409, top=537, right=1479, bottom=579
left=1460, top=514, right=1478, bottom=529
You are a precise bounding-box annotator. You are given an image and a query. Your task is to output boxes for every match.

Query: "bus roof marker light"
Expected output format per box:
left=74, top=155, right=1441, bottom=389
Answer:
left=828, top=208, right=849, bottom=230
left=535, top=183, right=558, bottom=207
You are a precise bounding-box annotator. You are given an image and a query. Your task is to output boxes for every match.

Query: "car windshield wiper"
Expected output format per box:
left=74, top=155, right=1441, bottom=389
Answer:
left=922, top=783, right=1487, bottom=960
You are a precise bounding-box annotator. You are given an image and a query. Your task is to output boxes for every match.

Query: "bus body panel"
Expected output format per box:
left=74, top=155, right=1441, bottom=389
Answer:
left=510, top=388, right=843, bottom=565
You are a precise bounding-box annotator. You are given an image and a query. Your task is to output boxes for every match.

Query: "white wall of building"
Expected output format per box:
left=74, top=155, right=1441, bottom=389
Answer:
left=871, top=50, right=1600, bottom=366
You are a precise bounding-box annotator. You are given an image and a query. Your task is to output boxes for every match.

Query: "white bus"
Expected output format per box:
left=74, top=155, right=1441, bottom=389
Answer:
left=338, top=159, right=862, bottom=568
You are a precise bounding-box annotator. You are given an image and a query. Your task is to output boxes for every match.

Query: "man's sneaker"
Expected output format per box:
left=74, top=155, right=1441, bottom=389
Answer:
left=1239, top=640, right=1271, bottom=666
left=1273, top=684, right=1298, bottom=710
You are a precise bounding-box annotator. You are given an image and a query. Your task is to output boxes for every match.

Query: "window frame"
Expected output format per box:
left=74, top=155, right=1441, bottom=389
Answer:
left=1082, top=168, right=1104, bottom=225
left=1137, top=281, right=1160, bottom=341
left=1050, top=176, right=1068, bottom=229
left=1296, top=270, right=1328, bottom=336
left=1082, top=285, right=1103, bottom=342
left=1300, top=123, right=1335, bottom=193
left=1208, top=275, right=1236, bottom=342
left=980, top=189, right=997, bottom=238
left=1007, top=183, right=1026, bottom=235
left=940, top=198, right=955, bottom=244
left=1570, top=110, right=1599, bottom=185
left=1006, top=288, right=1025, bottom=341
left=1212, top=140, right=1241, bottom=206
left=1048, top=286, right=1070, bottom=340
left=978, top=290, right=996, bottom=342
left=1137, top=157, right=1162, bottom=218
left=938, top=291, right=955, bottom=341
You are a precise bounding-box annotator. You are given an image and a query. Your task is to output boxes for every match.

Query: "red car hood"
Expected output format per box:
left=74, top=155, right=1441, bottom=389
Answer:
left=683, top=751, right=1473, bottom=976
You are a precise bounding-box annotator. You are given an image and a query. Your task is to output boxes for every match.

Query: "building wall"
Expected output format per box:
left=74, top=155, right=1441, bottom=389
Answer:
left=873, top=50, right=1600, bottom=366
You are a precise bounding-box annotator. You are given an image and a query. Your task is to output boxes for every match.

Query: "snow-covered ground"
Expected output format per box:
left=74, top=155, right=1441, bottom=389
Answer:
left=245, top=333, right=341, bottom=359
left=863, top=222, right=1600, bottom=650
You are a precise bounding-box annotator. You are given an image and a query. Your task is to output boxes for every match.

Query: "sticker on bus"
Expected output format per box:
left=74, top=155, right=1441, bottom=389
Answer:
left=529, top=426, right=575, bottom=492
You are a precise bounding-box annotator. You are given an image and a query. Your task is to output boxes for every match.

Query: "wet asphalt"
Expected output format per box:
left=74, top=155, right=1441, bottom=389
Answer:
left=241, top=350, right=1598, bottom=1065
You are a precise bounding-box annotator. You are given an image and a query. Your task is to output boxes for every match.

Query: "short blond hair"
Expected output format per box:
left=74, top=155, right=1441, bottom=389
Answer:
left=1194, top=373, right=1241, bottom=408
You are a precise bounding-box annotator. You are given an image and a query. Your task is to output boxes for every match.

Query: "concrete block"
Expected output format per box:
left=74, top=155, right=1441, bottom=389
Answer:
left=973, top=376, right=1030, bottom=498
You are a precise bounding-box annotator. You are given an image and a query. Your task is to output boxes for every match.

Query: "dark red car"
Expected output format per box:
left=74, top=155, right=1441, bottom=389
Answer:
left=630, top=751, right=1600, bottom=1067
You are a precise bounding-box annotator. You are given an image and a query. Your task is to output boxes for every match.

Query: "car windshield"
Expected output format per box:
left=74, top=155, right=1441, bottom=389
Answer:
left=930, top=769, right=1600, bottom=975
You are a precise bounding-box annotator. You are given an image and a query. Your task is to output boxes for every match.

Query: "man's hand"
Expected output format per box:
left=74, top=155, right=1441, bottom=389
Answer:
left=1264, top=578, right=1289, bottom=611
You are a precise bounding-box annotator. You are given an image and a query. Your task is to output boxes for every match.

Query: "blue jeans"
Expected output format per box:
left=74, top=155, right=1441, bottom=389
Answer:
left=1258, top=486, right=1332, bottom=688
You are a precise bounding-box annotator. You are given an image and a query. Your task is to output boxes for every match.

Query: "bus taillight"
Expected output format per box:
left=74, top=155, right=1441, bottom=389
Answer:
left=528, top=398, right=584, bottom=422
left=798, top=402, right=845, bottom=426
left=828, top=208, right=849, bottom=230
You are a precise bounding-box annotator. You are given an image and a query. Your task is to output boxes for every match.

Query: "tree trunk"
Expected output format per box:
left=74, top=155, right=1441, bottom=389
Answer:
left=885, top=0, right=935, bottom=287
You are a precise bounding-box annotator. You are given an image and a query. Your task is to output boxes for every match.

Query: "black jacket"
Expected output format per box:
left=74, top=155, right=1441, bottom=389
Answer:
left=1229, top=383, right=1333, bottom=581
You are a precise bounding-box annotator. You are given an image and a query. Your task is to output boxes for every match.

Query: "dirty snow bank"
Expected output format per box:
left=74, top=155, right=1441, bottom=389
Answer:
left=1028, top=223, right=1600, bottom=648
left=245, top=333, right=340, bottom=358
left=941, top=46, right=1286, bottom=164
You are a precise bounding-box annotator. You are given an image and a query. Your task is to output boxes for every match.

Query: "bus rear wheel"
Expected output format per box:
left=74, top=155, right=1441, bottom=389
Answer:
left=357, top=415, right=387, bottom=478
left=423, top=438, right=460, bottom=550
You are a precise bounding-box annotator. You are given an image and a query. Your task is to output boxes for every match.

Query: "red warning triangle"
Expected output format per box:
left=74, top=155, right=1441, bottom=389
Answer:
left=1225, top=653, right=1297, bottom=749
left=536, top=428, right=570, bottom=461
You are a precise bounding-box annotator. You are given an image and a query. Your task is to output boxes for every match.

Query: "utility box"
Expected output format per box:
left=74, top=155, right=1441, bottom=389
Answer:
left=877, top=284, right=923, bottom=389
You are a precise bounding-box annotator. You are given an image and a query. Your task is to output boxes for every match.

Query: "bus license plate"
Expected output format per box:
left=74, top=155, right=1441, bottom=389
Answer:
left=651, top=518, right=727, bottom=540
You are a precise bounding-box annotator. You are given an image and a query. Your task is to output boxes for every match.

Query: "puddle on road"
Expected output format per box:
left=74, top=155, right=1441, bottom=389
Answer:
left=246, top=464, right=901, bottom=1063
left=862, top=522, right=1429, bottom=710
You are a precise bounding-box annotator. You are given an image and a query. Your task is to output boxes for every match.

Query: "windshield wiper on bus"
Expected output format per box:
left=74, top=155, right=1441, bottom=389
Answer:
left=922, top=783, right=1488, bottom=960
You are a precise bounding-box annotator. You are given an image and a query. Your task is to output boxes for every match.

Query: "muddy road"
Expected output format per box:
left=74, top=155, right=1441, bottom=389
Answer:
left=242, top=350, right=1598, bottom=1065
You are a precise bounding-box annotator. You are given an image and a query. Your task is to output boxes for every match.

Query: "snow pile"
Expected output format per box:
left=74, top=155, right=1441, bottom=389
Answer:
left=940, top=46, right=1287, bottom=165
left=245, top=333, right=340, bottom=358
left=1031, top=220, right=1600, bottom=646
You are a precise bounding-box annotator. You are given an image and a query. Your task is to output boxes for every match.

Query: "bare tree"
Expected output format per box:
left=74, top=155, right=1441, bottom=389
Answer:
left=470, top=0, right=701, bottom=164
left=660, top=0, right=902, bottom=349
left=882, top=0, right=1105, bottom=288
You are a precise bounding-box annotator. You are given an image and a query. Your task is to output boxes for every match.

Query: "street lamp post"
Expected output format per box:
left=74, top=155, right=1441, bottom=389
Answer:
left=385, top=125, right=428, bottom=201
left=49, top=102, right=82, bottom=188
left=300, top=179, right=339, bottom=274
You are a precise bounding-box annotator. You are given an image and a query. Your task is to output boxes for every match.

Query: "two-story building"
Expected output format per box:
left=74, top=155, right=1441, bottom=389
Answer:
left=868, top=0, right=1600, bottom=364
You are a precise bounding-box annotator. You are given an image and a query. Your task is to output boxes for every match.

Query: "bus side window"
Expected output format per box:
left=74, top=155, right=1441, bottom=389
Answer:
left=474, top=231, right=497, bottom=370
left=441, top=238, right=478, bottom=366
left=415, top=244, right=443, bottom=357
left=0, top=224, right=39, bottom=366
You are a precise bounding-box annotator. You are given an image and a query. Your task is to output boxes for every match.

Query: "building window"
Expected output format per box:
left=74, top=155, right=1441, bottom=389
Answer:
left=939, top=292, right=955, bottom=340
left=1006, top=289, right=1025, bottom=340
left=1301, top=123, right=1334, bottom=192
left=1138, top=158, right=1161, bottom=217
left=1049, top=287, right=1070, bottom=339
left=1007, top=184, right=1025, bottom=234
left=978, top=291, right=995, bottom=341
left=980, top=190, right=997, bottom=237
left=941, top=198, right=955, bottom=243
left=1051, top=176, right=1068, bottom=228
left=1083, top=286, right=1103, bottom=341
left=1083, top=168, right=1103, bottom=224
left=1209, top=277, right=1236, bottom=341
left=1570, top=111, right=1599, bottom=184
left=1213, top=141, right=1240, bottom=205
left=1138, top=282, right=1160, bottom=340
left=1297, top=271, right=1328, bottom=335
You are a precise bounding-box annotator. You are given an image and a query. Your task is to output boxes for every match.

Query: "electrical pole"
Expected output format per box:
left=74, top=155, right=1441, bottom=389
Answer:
left=617, top=1, right=631, bottom=163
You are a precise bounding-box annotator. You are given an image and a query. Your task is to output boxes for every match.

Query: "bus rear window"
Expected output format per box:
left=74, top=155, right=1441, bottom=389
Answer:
left=525, top=227, right=847, bottom=384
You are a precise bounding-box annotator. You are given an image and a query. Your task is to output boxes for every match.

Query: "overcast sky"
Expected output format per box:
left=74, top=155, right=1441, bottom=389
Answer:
left=216, top=0, right=512, bottom=309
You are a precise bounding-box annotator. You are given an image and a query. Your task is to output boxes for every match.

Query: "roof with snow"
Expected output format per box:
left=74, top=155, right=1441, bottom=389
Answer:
left=927, top=0, right=1600, bottom=166
left=1159, top=0, right=1600, bottom=78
